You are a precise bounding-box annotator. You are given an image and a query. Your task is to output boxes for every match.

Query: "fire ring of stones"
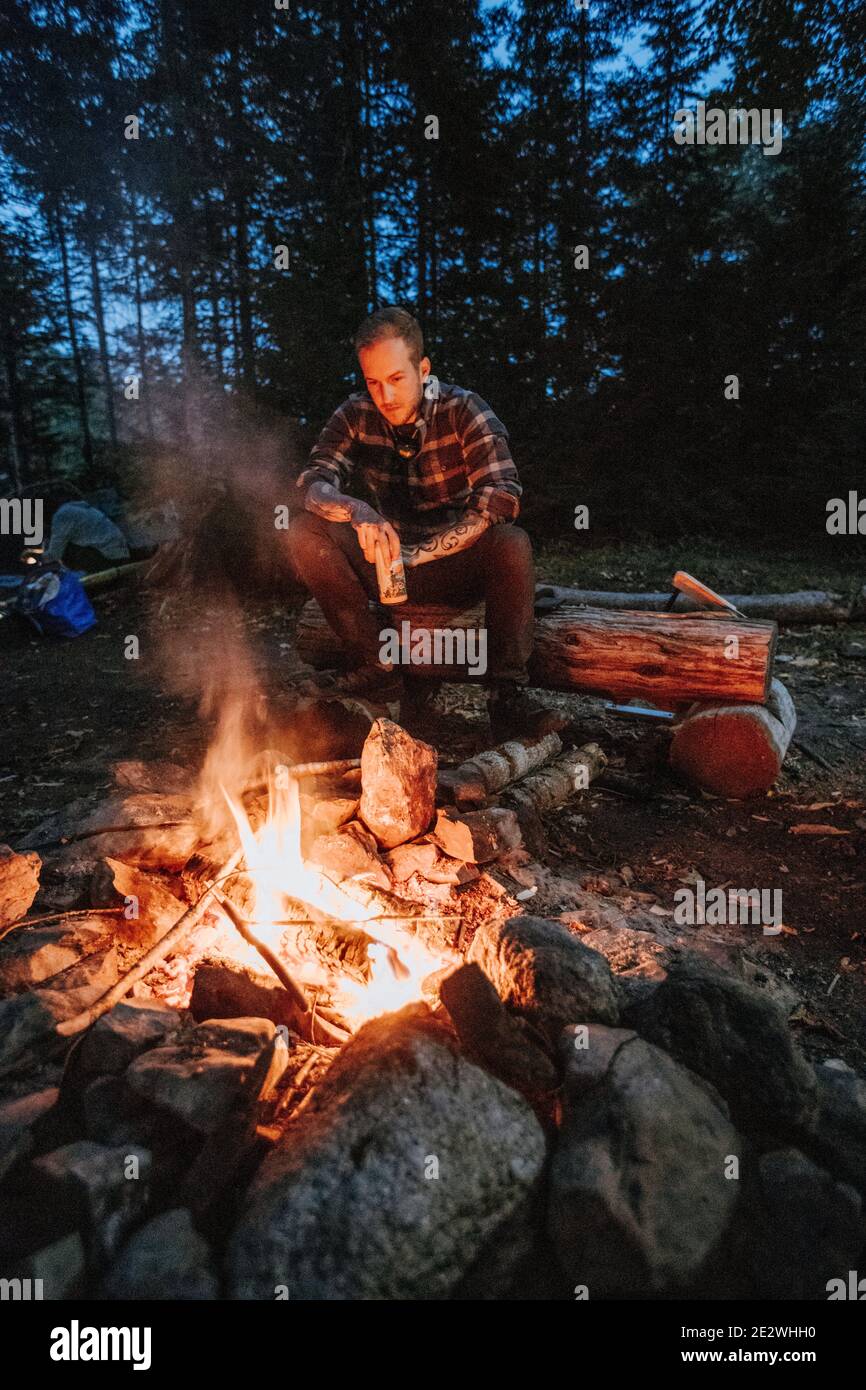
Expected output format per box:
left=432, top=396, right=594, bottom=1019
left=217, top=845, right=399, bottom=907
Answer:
left=0, top=721, right=864, bottom=1300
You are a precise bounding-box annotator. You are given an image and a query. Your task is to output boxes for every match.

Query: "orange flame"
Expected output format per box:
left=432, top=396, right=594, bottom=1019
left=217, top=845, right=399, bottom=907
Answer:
left=221, top=768, right=450, bottom=1029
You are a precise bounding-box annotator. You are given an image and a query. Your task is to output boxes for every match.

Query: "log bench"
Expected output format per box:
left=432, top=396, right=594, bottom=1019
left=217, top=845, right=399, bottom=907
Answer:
left=295, top=593, right=793, bottom=798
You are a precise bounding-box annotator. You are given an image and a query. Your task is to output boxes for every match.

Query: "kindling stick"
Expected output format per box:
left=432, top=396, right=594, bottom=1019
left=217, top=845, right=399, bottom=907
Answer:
left=214, top=894, right=350, bottom=1047
left=56, top=845, right=245, bottom=1037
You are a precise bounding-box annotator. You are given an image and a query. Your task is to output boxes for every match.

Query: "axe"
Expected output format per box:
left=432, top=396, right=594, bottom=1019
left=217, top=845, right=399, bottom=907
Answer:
left=664, top=570, right=747, bottom=620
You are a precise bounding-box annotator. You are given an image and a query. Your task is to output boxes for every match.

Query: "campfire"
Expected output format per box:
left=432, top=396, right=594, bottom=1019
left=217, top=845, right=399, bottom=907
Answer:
left=1, top=679, right=864, bottom=1303
left=218, top=761, right=452, bottom=1031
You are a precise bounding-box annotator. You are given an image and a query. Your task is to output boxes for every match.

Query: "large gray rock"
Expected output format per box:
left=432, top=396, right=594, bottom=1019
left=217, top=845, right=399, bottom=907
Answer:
left=740, top=1148, right=863, bottom=1300
left=32, top=1140, right=151, bottom=1268
left=468, top=915, right=619, bottom=1043
left=0, top=1087, right=59, bottom=1182
left=0, top=920, right=110, bottom=993
left=0, top=948, right=117, bottom=1080
left=20, top=793, right=199, bottom=871
left=227, top=1005, right=546, bottom=1300
left=798, top=1060, right=866, bottom=1196
left=72, top=999, right=182, bottom=1088
left=125, top=1017, right=283, bottom=1135
left=82, top=1074, right=159, bottom=1149
left=0, top=993, right=70, bottom=1080
left=21, top=1232, right=86, bottom=1299
left=627, top=954, right=817, bottom=1137
left=549, top=1025, right=741, bottom=1297
left=101, top=1208, right=219, bottom=1300
left=359, top=719, right=437, bottom=849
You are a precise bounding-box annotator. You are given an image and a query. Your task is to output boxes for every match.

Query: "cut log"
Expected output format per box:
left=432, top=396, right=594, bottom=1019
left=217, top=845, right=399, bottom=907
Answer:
left=537, top=585, right=856, bottom=625
left=453, top=733, right=563, bottom=810
left=296, top=599, right=776, bottom=705
left=668, top=677, right=797, bottom=798
left=530, top=605, right=775, bottom=704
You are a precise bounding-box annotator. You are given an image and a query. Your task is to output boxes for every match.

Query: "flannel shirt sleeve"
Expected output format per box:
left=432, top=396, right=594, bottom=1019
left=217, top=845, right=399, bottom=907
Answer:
left=296, top=401, right=357, bottom=496
left=459, top=394, right=522, bottom=524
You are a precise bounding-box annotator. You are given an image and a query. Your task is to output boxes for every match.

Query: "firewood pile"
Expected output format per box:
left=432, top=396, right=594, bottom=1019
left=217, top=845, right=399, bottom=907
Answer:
left=0, top=716, right=864, bottom=1301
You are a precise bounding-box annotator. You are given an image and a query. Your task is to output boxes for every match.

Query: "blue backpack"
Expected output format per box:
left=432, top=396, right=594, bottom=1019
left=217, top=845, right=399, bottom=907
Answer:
left=13, top=567, right=97, bottom=638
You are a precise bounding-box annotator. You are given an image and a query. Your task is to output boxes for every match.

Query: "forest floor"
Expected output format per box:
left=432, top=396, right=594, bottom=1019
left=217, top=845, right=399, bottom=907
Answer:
left=2, top=537, right=864, bottom=1069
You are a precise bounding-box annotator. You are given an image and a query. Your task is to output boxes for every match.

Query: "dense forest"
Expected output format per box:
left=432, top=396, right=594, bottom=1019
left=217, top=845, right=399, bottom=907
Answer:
left=0, top=0, right=863, bottom=539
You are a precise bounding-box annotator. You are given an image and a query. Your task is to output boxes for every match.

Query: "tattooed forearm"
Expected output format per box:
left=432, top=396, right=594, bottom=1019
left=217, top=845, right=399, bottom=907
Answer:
left=402, top=513, right=491, bottom=567
left=305, top=481, right=380, bottom=527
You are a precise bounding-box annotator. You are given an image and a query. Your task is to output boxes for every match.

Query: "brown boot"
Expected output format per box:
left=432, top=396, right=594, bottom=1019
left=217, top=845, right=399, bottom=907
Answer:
left=487, top=681, right=567, bottom=742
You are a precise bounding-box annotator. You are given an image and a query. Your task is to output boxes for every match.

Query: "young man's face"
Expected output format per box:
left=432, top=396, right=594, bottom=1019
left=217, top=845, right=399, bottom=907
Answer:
left=358, top=335, right=432, bottom=427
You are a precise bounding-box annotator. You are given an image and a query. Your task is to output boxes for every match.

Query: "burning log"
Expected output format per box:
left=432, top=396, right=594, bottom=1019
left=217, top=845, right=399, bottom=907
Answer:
left=284, top=910, right=374, bottom=979
left=452, top=732, right=563, bottom=810
left=297, top=599, right=776, bottom=704
left=668, top=676, right=797, bottom=798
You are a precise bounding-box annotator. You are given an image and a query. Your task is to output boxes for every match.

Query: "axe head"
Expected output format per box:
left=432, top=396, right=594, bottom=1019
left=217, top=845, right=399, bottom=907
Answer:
left=668, top=571, right=745, bottom=619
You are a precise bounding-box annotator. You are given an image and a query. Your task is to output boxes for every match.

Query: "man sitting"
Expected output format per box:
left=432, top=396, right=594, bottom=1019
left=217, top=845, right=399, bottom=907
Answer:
left=288, top=305, right=542, bottom=737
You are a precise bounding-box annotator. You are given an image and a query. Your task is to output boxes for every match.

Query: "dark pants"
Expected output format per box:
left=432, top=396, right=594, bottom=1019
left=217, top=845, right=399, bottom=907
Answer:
left=286, top=513, right=535, bottom=682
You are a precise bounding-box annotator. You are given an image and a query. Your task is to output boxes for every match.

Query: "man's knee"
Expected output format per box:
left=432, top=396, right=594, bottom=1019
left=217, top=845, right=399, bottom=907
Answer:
left=287, top=511, right=340, bottom=572
left=483, top=523, right=533, bottom=568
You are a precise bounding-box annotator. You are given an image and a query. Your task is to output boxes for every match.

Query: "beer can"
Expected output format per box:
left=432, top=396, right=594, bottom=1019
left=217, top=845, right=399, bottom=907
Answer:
left=374, top=538, right=408, bottom=605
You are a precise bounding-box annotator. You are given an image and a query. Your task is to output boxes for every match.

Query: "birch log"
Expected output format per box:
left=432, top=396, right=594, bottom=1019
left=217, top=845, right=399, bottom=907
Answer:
left=499, top=743, right=607, bottom=816
left=453, top=732, right=563, bottom=810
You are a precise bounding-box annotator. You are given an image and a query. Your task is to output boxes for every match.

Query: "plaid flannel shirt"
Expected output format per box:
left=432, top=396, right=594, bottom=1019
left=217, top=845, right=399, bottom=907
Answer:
left=296, top=375, right=522, bottom=543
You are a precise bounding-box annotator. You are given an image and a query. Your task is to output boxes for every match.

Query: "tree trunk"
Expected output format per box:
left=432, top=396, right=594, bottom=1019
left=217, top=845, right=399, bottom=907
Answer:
left=231, top=51, right=256, bottom=397
left=362, top=20, right=378, bottom=306
left=417, top=159, right=428, bottom=322
left=130, top=194, right=155, bottom=440
left=429, top=155, right=439, bottom=339
left=234, top=190, right=255, bottom=396
left=204, top=197, right=226, bottom=384
left=88, top=233, right=118, bottom=449
left=3, top=350, right=29, bottom=489
left=53, top=201, right=94, bottom=470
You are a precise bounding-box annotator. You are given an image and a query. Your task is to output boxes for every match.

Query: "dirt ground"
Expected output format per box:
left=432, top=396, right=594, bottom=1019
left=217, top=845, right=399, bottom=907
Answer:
left=2, top=541, right=864, bottom=1068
